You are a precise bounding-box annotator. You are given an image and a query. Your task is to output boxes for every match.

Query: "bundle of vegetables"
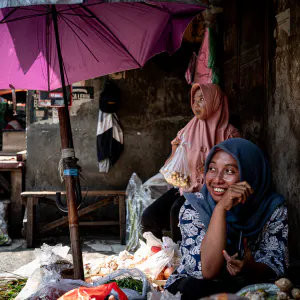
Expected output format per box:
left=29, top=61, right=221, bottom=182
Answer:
left=0, top=278, right=27, bottom=300
left=107, top=277, right=143, bottom=294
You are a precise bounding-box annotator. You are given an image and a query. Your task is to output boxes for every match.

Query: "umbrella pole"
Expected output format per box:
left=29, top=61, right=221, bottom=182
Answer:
left=52, top=6, right=84, bottom=280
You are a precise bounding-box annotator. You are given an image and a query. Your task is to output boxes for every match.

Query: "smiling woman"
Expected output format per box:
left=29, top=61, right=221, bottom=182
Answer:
left=165, top=138, right=288, bottom=300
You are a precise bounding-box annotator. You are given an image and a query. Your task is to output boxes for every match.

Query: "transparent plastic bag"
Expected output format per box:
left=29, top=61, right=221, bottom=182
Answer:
left=148, top=290, right=181, bottom=300
left=162, top=237, right=181, bottom=268
left=15, top=244, right=72, bottom=300
left=160, top=135, right=191, bottom=189
left=236, top=283, right=279, bottom=296
left=125, top=173, right=169, bottom=252
left=31, top=278, right=90, bottom=300
left=126, top=173, right=145, bottom=252
left=34, top=243, right=70, bottom=266
left=0, top=200, right=11, bottom=245
left=93, top=268, right=149, bottom=300
left=143, top=173, right=169, bottom=200
left=136, top=248, right=174, bottom=280
left=143, top=232, right=162, bottom=250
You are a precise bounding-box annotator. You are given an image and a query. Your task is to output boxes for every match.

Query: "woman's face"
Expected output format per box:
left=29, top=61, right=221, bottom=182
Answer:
left=206, top=150, right=241, bottom=202
left=192, top=88, right=207, bottom=120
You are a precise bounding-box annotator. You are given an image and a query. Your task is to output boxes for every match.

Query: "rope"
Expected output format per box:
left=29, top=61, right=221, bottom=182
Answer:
left=58, top=148, right=76, bottom=182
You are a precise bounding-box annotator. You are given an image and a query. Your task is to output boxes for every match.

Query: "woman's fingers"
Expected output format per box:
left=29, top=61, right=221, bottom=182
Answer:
left=236, top=181, right=253, bottom=192
left=222, top=250, right=232, bottom=262
left=229, top=182, right=253, bottom=204
left=226, top=264, right=235, bottom=276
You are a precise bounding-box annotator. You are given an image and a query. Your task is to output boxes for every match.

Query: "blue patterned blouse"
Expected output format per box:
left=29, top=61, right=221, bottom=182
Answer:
left=166, top=198, right=288, bottom=288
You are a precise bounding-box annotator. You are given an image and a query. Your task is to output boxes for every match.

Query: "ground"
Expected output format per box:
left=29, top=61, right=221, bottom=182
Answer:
left=0, top=236, right=126, bottom=274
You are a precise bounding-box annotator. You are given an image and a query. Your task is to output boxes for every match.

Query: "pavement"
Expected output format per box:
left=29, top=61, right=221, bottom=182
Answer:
left=0, top=236, right=126, bottom=274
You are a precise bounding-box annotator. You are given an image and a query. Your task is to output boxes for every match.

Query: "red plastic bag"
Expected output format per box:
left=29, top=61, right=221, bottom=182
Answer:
left=58, top=282, right=128, bottom=300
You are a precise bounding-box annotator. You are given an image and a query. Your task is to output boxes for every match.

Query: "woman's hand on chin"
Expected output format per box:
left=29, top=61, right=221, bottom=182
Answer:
left=217, top=181, right=253, bottom=211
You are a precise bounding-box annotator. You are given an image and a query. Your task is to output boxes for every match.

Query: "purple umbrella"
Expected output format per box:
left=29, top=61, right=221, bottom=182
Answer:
left=0, top=0, right=206, bottom=279
left=0, top=1, right=205, bottom=90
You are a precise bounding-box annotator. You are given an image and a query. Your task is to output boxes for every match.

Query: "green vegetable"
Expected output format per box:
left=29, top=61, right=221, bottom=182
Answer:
left=0, top=279, right=27, bottom=300
left=107, top=277, right=143, bottom=294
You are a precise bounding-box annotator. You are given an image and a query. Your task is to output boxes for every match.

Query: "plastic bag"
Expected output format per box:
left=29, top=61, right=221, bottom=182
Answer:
left=0, top=200, right=11, bottom=245
left=59, top=282, right=128, bottom=300
left=236, top=283, right=279, bottom=296
left=126, top=173, right=169, bottom=252
left=15, top=244, right=72, bottom=299
left=94, top=268, right=149, bottom=300
left=148, top=290, right=181, bottom=300
left=160, top=135, right=191, bottom=189
left=201, top=294, right=248, bottom=300
left=143, top=232, right=162, bottom=250
left=34, top=243, right=70, bottom=266
left=142, top=173, right=169, bottom=200
left=162, top=237, right=181, bottom=267
left=136, top=248, right=174, bottom=280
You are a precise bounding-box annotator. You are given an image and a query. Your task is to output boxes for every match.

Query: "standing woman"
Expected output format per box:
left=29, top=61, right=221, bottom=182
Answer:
left=141, top=83, right=240, bottom=242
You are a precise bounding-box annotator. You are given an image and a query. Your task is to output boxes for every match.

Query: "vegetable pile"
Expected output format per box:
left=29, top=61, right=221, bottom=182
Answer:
left=0, top=279, right=27, bottom=300
left=107, top=277, right=143, bottom=294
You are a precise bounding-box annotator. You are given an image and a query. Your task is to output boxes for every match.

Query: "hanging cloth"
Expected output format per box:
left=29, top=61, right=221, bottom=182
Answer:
left=97, top=111, right=123, bottom=172
left=185, top=28, right=221, bottom=85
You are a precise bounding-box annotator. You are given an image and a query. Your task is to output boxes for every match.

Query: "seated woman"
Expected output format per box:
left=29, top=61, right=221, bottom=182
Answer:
left=165, top=138, right=288, bottom=299
left=141, top=83, right=240, bottom=242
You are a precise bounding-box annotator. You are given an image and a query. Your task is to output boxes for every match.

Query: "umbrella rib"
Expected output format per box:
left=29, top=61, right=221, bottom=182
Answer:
left=18, top=7, right=46, bottom=12
left=0, top=12, right=51, bottom=24
left=59, top=14, right=99, bottom=62
left=59, top=14, right=89, bottom=36
left=57, top=2, right=105, bottom=14
left=67, top=4, right=134, bottom=58
left=0, top=7, right=18, bottom=23
left=78, top=4, right=142, bottom=68
left=59, top=13, right=94, bottom=18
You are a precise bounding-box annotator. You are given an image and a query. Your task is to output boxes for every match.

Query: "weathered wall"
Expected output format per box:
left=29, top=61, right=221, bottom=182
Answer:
left=26, top=45, right=195, bottom=228
left=266, top=0, right=300, bottom=261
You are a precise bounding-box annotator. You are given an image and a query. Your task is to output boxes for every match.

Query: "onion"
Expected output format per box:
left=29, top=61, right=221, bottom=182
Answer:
left=164, top=267, right=174, bottom=279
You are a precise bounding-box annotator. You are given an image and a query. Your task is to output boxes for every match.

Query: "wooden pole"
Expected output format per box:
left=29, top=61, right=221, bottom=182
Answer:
left=58, top=108, right=84, bottom=280
left=52, top=5, right=84, bottom=280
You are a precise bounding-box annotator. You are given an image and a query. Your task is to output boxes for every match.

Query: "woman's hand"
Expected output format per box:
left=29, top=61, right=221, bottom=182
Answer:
left=217, top=181, right=253, bottom=211
left=223, top=238, right=255, bottom=276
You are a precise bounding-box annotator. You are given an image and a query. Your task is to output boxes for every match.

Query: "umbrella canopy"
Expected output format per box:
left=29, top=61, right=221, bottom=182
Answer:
left=0, top=1, right=83, bottom=8
left=0, top=0, right=206, bottom=280
left=0, top=1, right=206, bottom=91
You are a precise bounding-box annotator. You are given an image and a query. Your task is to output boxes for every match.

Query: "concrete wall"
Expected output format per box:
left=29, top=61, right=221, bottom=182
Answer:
left=265, top=0, right=300, bottom=261
left=26, top=45, right=195, bottom=228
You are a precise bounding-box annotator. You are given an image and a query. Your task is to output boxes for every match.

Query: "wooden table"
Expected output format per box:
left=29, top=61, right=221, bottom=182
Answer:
left=21, top=190, right=126, bottom=248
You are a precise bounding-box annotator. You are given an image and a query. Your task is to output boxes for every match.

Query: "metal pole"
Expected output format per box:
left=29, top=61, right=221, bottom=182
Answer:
left=52, top=5, right=84, bottom=280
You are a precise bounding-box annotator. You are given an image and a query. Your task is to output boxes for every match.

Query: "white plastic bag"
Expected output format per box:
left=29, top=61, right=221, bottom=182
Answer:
left=160, top=135, right=191, bottom=189
left=143, top=232, right=162, bottom=250
left=162, top=237, right=181, bottom=268
left=15, top=244, right=71, bottom=299
left=136, top=248, right=174, bottom=280
left=148, top=290, right=181, bottom=300
left=0, top=200, right=11, bottom=245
